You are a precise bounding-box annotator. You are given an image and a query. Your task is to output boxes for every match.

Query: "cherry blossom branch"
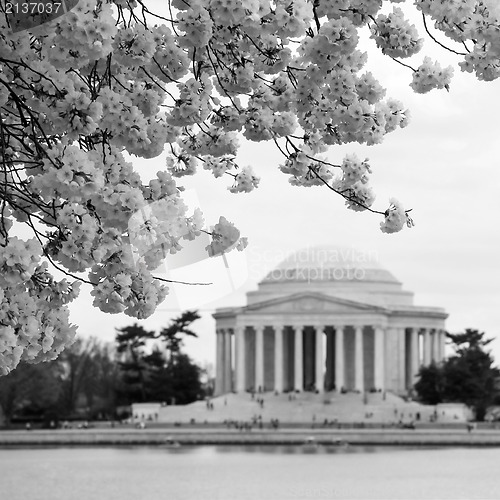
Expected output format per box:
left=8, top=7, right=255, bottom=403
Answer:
left=421, top=13, right=468, bottom=56
left=306, top=166, right=384, bottom=215
left=26, top=216, right=95, bottom=285
left=205, top=45, right=242, bottom=112
left=389, top=56, right=417, bottom=72
left=152, top=275, right=212, bottom=286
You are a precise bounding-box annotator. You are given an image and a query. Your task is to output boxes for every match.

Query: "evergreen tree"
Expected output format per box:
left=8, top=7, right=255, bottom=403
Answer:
left=414, top=362, right=444, bottom=406
left=414, top=329, right=499, bottom=421
left=115, top=324, right=155, bottom=404
left=115, top=312, right=204, bottom=405
left=443, top=329, right=499, bottom=421
left=157, top=310, right=201, bottom=362
left=146, top=351, right=205, bottom=405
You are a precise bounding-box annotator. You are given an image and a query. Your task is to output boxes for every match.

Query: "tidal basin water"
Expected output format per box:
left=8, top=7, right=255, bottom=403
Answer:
left=0, top=445, right=499, bottom=500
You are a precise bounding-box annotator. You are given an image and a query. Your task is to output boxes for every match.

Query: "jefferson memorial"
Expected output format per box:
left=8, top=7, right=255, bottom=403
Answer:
left=213, top=246, right=448, bottom=397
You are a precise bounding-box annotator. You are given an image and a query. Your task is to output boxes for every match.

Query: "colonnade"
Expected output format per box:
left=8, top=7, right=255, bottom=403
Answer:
left=215, top=324, right=446, bottom=396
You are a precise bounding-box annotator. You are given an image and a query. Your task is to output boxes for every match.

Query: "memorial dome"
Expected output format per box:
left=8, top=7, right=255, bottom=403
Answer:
left=247, top=245, right=411, bottom=307
left=261, top=245, right=399, bottom=285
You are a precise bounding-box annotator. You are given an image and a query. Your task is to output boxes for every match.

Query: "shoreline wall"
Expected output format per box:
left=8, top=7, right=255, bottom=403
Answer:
left=2, top=428, right=500, bottom=447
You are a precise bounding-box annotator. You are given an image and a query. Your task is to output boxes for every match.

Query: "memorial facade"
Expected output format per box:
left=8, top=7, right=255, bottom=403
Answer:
left=213, top=246, right=448, bottom=396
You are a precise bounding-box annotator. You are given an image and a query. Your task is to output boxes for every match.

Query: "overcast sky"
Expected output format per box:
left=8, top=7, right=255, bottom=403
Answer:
left=67, top=4, right=500, bottom=370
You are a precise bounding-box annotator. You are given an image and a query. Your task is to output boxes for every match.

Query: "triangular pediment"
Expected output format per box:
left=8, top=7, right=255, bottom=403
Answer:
left=243, top=292, right=387, bottom=314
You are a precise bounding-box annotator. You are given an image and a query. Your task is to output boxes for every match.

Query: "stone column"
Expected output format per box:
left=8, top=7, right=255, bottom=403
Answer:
left=315, top=325, right=324, bottom=393
left=374, top=326, right=385, bottom=391
left=433, top=329, right=443, bottom=362
left=274, top=324, right=284, bottom=393
left=410, top=327, right=420, bottom=384
left=335, top=325, right=344, bottom=391
left=430, top=329, right=436, bottom=362
left=354, top=325, right=364, bottom=392
left=235, top=326, right=245, bottom=393
left=385, top=327, right=397, bottom=392
left=439, top=329, right=446, bottom=362
left=255, top=325, right=264, bottom=392
left=434, top=329, right=440, bottom=361
left=294, top=325, right=303, bottom=391
left=224, top=329, right=232, bottom=393
left=215, top=329, right=224, bottom=396
left=398, top=327, right=406, bottom=392
left=423, top=328, right=431, bottom=366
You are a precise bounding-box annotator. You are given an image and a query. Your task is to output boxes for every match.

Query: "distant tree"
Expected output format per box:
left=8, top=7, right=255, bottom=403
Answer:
left=147, top=353, right=205, bottom=405
left=150, top=311, right=204, bottom=404
left=414, top=362, right=444, bottom=406
left=115, top=324, right=155, bottom=404
left=164, top=353, right=206, bottom=405
left=142, top=346, right=169, bottom=402
left=58, top=337, right=99, bottom=415
left=414, top=329, right=499, bottom=421
left=88, top=343, right=120, bottom=419
left=443, top=329, right=499, bottom=421
left=0, top=362, right=62, bottom=426
left=157, top=311, right=201, bottom=362
left=115, top=312, right=204, bottom=405
left=58, top=337, right=119, bottom=419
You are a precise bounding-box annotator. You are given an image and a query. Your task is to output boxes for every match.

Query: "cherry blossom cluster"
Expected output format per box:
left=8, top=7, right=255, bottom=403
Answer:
left=410, top=57, right=454, bottom=93
left=206, top=217, right=248, bottom=257
left=229, top=166, right=260, bottom=193
left=330, top=154, right=376, bottom=212
left=279, top=147, right=333, bottom=187
left=370, top=7, right=424, bottom=58
left=380, top=198, right=409, bottom=233
left=89, top=250, right=168, bottom=318
left=0, top=242, right=80, bottom=374
left=0, top=0, right=498, bottom=374
left=300, top=18, right=359, bottom=71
